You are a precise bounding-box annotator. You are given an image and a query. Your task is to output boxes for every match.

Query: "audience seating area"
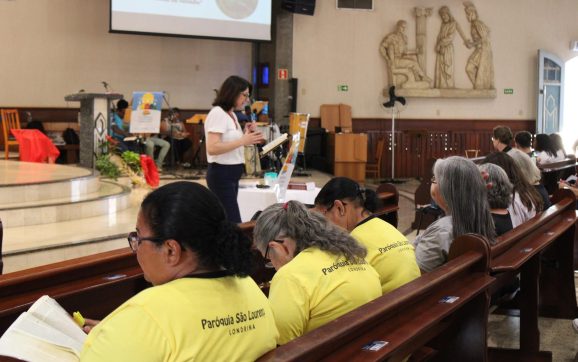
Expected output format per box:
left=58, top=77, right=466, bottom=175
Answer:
left=0, top=182, right=575, bottom=361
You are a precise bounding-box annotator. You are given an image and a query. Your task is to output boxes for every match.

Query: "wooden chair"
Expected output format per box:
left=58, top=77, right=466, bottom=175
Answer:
left=1, top=109, right=21, bottom=160
left=366, top=137, right=385, bottom=180
left=465, top=149, right=479, bottom=158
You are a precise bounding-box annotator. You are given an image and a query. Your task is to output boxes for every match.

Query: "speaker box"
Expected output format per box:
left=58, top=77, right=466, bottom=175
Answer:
left=282, top=0, right=316, bottom=16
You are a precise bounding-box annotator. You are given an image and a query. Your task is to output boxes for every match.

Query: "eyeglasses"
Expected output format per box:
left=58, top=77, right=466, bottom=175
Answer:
left=127, top=231, right=163, bottom=252
left=264, top=239, right=284, bottom=268
left=430, top=176, right=437, bottom=184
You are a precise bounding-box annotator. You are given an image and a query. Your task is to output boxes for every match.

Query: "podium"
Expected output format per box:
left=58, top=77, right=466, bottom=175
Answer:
left=64, top=92, right=123, bottom=168
left=328, top=133, right=368, bottom=183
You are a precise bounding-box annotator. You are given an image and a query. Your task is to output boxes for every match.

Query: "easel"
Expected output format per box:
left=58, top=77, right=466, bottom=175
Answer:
left=289, top=112, right=310, bottom=176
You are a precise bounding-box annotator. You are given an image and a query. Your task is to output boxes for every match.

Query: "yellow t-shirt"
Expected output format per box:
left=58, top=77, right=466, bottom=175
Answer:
left=80, top=274, right=278, bottom=362
left=269, top=247, right=381, bottom=345
left=351, top=216, right=421, bottom=293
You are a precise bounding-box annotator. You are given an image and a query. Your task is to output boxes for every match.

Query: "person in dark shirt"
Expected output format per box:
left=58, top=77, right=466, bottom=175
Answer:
left=479, top=163, right=514, bottom=236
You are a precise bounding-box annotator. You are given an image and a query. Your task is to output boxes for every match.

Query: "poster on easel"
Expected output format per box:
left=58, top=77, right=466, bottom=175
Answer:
left=129, top=91, right=164, bottom=133
left=275, top=132, right=300, bottom=203
left=289, top=113, right=310, bottom=153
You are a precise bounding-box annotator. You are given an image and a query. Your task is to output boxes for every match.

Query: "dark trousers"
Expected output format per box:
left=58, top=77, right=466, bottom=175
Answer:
left=206, top=163, right=244, bottom=223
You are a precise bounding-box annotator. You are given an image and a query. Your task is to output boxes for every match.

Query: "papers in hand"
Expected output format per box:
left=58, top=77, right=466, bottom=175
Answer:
left=0, top=295, right=87, bottom=361
left=260, top=133, right=288, bottom=157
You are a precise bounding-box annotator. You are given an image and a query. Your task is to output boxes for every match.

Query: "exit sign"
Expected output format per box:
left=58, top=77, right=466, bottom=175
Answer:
left=338, top=85, right=349, bottom=92
left=504, top=88, right=514, bottom=94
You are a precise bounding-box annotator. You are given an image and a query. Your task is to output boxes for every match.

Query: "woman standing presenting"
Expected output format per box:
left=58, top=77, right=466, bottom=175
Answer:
left=205, top=76, right=263, bottom=222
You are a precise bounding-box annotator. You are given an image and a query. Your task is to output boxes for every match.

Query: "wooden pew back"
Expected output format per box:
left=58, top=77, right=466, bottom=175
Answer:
left=0, top=221, right=263, bottom=335
left=257, top=235, right=493, bottom=362
left=538, top=156, right=577, bottom=194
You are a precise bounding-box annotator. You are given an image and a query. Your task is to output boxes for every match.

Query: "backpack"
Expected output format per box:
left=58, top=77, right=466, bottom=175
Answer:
left=63, top=128, right=80, bottom=145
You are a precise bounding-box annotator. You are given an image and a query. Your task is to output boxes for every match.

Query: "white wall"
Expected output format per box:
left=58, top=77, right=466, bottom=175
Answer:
left=292, top=0, right=578, bottom=119
left=0, top=0, right=252, bottom=108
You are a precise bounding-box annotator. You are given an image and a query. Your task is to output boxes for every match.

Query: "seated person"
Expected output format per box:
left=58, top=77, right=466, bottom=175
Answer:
left=550, top=133, right=567, bottom=159
left=507, top=147, right=551, bottom=209
left=412, top=156, right=496, bottom=273
left=492, top=125, right=513, bottom=153
left=253, top=201, right=381, bottom=345
left=314, top=177, right=420, bottom=293
left=161, top=108, right=192, bottom=165
left=535, top=133, right=564, bottom=164
left=482, top=152, right=543, bottom=227
left=479, top=163, right=514, bottom=236
left=80, top=182, right=278, bottom=361
left=110, top=99, right=138, bottom=153
left=514, top=130, right=535, bottom=158
left=144, top=135, right=170, bottom=172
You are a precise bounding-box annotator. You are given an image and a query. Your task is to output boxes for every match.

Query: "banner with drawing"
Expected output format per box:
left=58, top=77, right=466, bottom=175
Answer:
left=129, top=91, right=163, bottom=133
left=275, top=132, right=300, bottom=202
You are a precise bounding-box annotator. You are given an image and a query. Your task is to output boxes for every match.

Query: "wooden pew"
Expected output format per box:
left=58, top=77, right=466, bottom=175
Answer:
left=0, top=218, right=3, bottom=274
left=450, top=189, right=577, bottom=361
left=257, top=234, right=494, bottom=362
left=0, top=221, right=264, bottom=335
left=538, top=156, right=577, bottom=194
left=374, top=183, right=399, bottom=228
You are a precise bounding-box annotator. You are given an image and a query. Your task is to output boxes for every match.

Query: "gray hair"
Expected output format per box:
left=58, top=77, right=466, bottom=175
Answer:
left=507, top=148, right=541, bottom=185
left=479, top=163, right=513, bottom=210
left=253, top=200, right=367, bottom=262
left=434, top=156, right=496, bottom=243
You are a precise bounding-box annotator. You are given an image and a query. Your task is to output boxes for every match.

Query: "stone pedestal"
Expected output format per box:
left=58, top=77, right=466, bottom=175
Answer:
left=64, top=93, right=123, bottom=169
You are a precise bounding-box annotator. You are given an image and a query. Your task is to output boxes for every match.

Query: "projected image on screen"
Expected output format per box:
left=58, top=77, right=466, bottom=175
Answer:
left=216, top=0, right=258, bottom=19
left=110, top=0, right=271, bottom=41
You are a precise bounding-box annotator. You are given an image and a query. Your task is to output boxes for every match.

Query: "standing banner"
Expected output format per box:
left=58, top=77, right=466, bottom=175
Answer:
left=129, top=92, right=164, bottom=133
left=275, top=132, right=300, bottom=202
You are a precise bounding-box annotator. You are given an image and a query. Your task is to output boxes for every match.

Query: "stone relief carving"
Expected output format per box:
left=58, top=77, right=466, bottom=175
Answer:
left=463, top=2, right=495, bottom=90
left=380, top=3, right=496, bottom=98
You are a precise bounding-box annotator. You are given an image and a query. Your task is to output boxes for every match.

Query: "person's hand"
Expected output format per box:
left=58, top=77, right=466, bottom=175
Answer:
left=241, top=129, right=264, bottom=146
left=246, top=122, right=258, bottom=133
left=82, top=318, right=101, bottom=334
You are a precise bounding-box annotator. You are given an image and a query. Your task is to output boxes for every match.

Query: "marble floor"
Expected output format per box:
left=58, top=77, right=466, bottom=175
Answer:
left=1, top=161, right=577, bottom=360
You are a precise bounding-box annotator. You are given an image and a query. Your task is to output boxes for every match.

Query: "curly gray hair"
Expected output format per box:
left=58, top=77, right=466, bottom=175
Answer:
left=253, top=200, right=367, bottom=262
left=479, top=163, right=513, bottom=210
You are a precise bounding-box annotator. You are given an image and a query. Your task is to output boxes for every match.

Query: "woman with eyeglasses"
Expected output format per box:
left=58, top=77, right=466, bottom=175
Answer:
left=205, top=75, right=264, bottom=223
left=253, top=200, right=381, bottom=345
left=80, top=182, right=278, bottom=361
left=412, top=156, right=496, bottom=273
left=314, top=177, right=420, bottom=293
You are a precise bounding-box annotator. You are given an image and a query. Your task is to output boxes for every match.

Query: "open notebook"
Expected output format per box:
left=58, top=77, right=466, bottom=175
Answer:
left=260, top=133, right=288, bottom=157
left=0, top=295, right=87, bottom=362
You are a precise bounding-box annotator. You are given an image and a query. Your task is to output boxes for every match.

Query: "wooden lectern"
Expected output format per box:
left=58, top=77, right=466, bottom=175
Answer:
left=64, top=92, right=123, bottom=169
left=328, top=133, right=368, bottom=183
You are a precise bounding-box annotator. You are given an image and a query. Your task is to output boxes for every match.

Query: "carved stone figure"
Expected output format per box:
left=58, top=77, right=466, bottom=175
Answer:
left=434, top=6, right=457, bottom=88
left=380, top=20, right=432, bottom=89
left=463, top=2, right=494, bottom=89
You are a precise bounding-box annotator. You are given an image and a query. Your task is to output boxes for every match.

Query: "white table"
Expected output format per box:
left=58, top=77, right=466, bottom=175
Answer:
left=237, top=184, right=320, bottom=222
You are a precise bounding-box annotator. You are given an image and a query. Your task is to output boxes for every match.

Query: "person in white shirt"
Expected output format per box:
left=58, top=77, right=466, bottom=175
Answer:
left=535, top=133, right=564, bottom=165
left=205, top=76, right=264, bottom=222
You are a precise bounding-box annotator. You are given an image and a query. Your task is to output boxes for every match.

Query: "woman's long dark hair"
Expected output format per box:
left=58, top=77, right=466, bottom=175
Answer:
left=482, top=152, right=543, bottom=212
left=535, top=134, right=557, bottom=157
left=140, top=181, right=254, bottom=276
left=549, top=133, right=566, bottom=157
left=213, top=75, right=250, bottom=112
